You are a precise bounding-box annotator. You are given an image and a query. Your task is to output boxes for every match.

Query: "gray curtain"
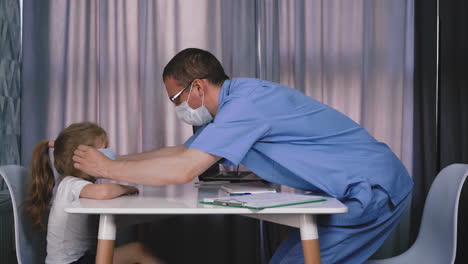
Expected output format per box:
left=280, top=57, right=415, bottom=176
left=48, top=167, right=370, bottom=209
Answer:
left=21, top=0, right=414, bottom=262
left=0, top=0, right=21, bottom=168
left=0, top=1, right=21, bottom=263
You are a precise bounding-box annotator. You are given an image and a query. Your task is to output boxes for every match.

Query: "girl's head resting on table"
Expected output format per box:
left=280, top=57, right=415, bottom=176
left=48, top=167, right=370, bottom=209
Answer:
left=26, top=122, right=108, bottom=229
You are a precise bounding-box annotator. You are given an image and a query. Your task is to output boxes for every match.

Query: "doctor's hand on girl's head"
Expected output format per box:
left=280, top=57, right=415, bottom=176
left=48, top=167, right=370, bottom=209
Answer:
left=73, top=145, right=114, bottom=179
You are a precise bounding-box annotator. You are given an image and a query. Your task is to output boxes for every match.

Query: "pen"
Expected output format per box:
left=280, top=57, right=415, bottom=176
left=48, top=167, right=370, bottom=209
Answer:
left=229, top=193, right=252, bottom=196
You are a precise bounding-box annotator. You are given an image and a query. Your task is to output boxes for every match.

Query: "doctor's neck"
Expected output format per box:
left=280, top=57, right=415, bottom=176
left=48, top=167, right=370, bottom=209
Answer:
left=204, top=80, right=223, bottom=116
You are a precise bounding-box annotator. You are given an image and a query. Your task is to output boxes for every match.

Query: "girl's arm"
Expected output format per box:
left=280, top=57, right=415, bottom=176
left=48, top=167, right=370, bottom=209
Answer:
left=80, top=183, right=139, bottom=200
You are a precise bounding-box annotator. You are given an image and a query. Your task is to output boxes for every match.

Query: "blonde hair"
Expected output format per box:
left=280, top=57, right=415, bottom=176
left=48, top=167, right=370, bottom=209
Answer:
left=25, top=122, right=108, bottom=229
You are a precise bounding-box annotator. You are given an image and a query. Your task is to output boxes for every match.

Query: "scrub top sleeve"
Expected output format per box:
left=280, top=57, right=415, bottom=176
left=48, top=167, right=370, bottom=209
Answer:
left=189, top=122, right=270, bottom=165
left=188, top=98, right=270, bottom=165
left=183, top=125, right=208, bottom=149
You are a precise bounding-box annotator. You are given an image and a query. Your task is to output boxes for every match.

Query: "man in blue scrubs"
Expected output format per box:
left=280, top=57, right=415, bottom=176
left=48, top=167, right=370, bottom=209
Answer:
left=73, top=48, right=413, bottom=263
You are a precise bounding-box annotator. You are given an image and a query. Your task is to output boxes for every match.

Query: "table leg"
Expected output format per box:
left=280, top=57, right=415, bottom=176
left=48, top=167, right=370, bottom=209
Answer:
left=243, top=214, right=322, bottom=263
left=96, top=214, right=116, bottom=264
left=299, top=214, right=320, bottom=264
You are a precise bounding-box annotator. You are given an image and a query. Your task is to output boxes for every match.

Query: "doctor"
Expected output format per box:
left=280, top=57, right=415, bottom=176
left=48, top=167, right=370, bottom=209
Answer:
left=73, top=48, right=413, bottom=263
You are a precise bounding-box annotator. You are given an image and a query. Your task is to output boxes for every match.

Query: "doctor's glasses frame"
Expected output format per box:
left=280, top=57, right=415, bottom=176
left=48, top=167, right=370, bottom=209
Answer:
left=169, top=76, right=207, bottom=105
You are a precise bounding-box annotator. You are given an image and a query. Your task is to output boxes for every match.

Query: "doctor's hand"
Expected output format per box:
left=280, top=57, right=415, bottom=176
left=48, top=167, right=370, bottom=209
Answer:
left=73, top=145, right=113, bottom=179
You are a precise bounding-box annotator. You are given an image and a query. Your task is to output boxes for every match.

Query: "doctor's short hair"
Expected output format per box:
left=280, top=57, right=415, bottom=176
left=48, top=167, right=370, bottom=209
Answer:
left=163, top=48, right=229, bottom=86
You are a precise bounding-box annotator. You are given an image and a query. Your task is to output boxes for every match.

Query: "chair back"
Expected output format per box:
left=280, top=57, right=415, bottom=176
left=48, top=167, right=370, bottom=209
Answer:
left=367, top=164, right=468, bottom=264
left=0, top=165, right=46, bottom=264
left=414, top=163, right=468, bottom=263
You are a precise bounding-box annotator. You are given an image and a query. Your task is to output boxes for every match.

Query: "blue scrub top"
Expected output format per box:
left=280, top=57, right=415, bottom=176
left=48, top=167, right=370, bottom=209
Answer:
left=185, top=78, right=413, bottom=225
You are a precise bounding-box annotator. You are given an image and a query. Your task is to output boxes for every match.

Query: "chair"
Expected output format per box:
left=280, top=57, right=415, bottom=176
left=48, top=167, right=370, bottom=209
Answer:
left=367, top=163, right=468, bottom=264
left=0, top=165, right=46, bottom=264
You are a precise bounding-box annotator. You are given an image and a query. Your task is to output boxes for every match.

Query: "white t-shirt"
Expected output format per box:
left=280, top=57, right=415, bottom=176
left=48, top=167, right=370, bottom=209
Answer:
left=46, top=176, right=98, bottom=264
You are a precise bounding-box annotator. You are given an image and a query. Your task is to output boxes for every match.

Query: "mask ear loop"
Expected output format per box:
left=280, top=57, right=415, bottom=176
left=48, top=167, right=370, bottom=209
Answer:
left=196, top=80, right=206, bottom=106
left=187, top=81, right=205, bottom=107
left=186, top=82, right=194, bottom=103
left=201, top=88, right=205, bottom=106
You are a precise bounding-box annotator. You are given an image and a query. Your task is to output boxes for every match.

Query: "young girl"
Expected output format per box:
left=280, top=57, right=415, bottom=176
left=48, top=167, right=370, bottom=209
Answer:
left=25, top=122, right=161, bottom=264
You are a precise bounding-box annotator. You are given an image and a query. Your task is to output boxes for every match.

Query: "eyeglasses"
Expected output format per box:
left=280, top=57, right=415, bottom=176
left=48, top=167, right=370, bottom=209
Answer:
left=169, top=77, right=207, bottom=104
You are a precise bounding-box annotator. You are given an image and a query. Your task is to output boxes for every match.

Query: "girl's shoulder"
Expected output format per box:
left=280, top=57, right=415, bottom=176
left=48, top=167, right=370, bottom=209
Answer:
left=56, top=176, right=93, bottom=202
left=58, top=176, right=92, bottom=188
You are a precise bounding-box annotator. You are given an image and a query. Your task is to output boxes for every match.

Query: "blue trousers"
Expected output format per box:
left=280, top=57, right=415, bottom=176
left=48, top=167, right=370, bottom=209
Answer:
left=270, top=192, right=411, bottom=264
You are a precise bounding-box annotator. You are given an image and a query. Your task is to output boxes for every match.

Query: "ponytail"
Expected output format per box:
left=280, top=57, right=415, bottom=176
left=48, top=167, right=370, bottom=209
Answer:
left=25, top=140, right=55, bottom=229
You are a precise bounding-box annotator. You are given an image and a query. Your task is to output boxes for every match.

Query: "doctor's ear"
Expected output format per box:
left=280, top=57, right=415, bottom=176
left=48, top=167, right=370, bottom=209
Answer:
left=193, top=79, right=206, bottom=93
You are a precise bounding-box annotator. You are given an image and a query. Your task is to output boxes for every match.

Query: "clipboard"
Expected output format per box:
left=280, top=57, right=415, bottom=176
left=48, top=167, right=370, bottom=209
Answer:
left=200, top=193, right=326, bottom=210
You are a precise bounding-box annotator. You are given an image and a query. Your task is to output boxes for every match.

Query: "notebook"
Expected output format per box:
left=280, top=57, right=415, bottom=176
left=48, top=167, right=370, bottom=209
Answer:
left=200, top=193, right=327, bottom=210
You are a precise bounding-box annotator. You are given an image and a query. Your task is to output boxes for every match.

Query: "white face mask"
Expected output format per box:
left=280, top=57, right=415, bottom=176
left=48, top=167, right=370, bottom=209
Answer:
left=175, top=83, right=213, bottom=126
left=98, top=148, right=117, bottom=160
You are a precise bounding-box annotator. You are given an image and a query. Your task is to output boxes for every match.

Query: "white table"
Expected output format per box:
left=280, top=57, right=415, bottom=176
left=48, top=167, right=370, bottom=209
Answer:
left=65, top=182, right=347, bottom=264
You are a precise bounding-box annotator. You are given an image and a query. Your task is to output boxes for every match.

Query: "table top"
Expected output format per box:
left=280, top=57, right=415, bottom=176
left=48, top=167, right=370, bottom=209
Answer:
left=65, top=181, right=347, bottom=215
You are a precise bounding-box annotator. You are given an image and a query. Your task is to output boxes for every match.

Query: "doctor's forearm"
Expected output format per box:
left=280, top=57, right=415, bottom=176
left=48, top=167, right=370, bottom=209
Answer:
left=117, top=145, right=185, bottom=161
left=107, top=155, right=196, bottom=185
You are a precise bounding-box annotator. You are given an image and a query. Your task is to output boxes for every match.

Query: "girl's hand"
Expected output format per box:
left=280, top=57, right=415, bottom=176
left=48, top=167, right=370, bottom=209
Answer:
left=122, top=185, right=139, bottom=195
